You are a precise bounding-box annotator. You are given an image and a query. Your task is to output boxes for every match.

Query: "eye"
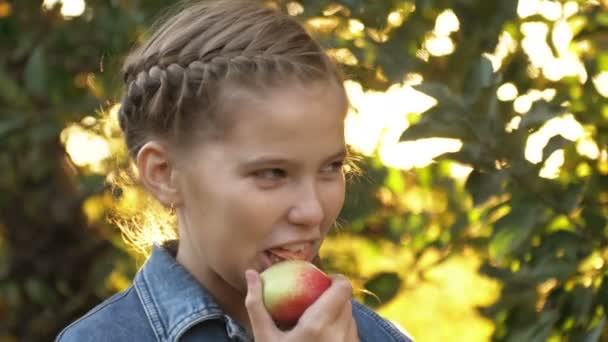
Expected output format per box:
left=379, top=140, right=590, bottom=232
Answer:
left=254, top=168, right=287, bottom=180
left=322, top=160, right=345, bottom=174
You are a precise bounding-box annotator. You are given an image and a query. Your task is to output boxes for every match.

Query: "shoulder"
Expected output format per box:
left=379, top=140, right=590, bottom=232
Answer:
left=351, top=300, right=415, bottom=342
left=56, top=286, right=156, bottom=342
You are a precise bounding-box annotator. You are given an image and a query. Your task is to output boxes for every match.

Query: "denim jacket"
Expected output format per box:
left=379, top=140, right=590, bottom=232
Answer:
left=57, top=243, right=414, bottom=342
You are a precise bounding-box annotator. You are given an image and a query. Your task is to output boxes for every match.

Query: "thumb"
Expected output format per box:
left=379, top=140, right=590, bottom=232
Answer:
left=244, top=270, right=278, bottom=339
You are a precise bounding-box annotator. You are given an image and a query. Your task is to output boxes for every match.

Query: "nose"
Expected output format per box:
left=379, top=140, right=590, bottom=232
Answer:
left=287, top=181, right=324, bottom=228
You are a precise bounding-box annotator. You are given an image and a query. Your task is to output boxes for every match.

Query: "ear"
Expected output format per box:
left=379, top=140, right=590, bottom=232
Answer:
left=136, top=141, right=182, bottom=208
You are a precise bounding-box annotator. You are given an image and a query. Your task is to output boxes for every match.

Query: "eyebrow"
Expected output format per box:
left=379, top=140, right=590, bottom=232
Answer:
left=242, top=149, right=348, bottom=168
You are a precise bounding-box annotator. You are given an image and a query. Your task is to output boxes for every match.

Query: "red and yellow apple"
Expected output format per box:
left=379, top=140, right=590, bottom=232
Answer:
left=260, top=260, right=332, bottom=327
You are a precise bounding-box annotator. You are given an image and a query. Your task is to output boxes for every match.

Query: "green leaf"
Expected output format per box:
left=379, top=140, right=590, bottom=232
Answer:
left=538, top=230, right=591, bottom=261
left=80, top=174, right=107, bottom=194
left=385, top=168, right=405, bottom=193
left=519, top=101, right=566, bottom=132
left=542, top=135, right=572, bottom=162
left=24, top=46, right=48, bottom=98
left=340, top=157, right=385, bottom=223
left=388, top=215, right=406, bottom=240
left=399, top=118, right=466, bottom=141
left=24, top=278, right=56, bottom=305
left=0, top=117, right=27, bottom=139
left=559, top=182, right=585, bottom=214
left=489, top=203, right=541, bottom=261
left=449, top=215, right=469, bottom=238
left=465, top=169, right=507, bottom=206
left=399, top=105, right=472, bottom=141
left=520, top=258, right=577, bottom=282
left=438, top=143, right=497, bottom=169
left=505, top=309, right=559, bottom=342
left=582, top=316, right=605, bottom=342
left=568, top=15, right=588, bottom=36
left=598, top=275, right=608, bottom=314
left=413, top=82, right=459, bottom=104
left=569, top=285, right=594, bottom=324
left=582, top=208, right=607, bottom=235
left=363, top=272, right=402, bottom=308
left=596, top=11, right=608, bottom=26
left=0, top=66, right=24, bottom=104
left=463, top=55, right=496, bottom=105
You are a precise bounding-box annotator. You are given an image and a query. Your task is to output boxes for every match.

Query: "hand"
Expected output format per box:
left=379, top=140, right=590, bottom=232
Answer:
left=245, top=270, right=359, bottom=342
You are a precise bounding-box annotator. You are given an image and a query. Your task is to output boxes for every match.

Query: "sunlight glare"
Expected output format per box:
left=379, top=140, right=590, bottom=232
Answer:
left=43, top=0, right=86, bottom=18
left=327, top=48, right=359, bottom=66
left=517, top=0, right=541, bottom=18
left=600, top=149, right=608, bottom=175
left=521, top=22, right=552, bottom=69
left=539, top=149, right=564, bottom=179
left=484, top=31, right=517, bottom=71
left=497, top=83, right=518, bottom=101
left=539, top=0, right=562, bottom=21
left=388, top=11, right=405, bottom=28
left=514, top=89, right=557, bottom=114
left=102, top=103, right=122, bottom=137
left=348, top=19, right=365, bottom=34
left=286, top=2, right=304, bottom=16
left=449, top=162, right=474, bottom=180
left=521, top=20, right=586, bottom=83
left=577, top=136, right=600, bottom=160
left=42, top=0, right=61, bottom=9
left=344, top=80, right=448, bottom=170
left=514, top=96, right=533, bottom=114
left=380, top=138, right=462, bottom=170
left=425, top=35, right=455, bottom=56
left=562, top=1, right=579, bottom=18
left=519, top=0, right=569, bottom=21
left=592, top=72, right=608, bottom=97
left=305, top=17, right=340, bottom=33
left=542, top=53, right=587, bottom=83
left=404, top=73, right=424, bottom=85
left=552, top=20, right=573, bottom=56
left=416, top=49, right=430, bottom=62
left=61, top=125, right=111, bottom=172
left=525, top=114, right=584, bottom=164
left=505, top=115, right=522, bottom=133
left=435, top=9, right=460, bottom=36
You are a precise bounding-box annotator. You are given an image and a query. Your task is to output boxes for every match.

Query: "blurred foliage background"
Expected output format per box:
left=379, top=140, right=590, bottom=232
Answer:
left=1, top=0, right=608, bottom=341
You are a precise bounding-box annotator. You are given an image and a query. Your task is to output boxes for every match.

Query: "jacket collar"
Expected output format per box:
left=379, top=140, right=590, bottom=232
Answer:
left=133, top=241, right=252, bottom=341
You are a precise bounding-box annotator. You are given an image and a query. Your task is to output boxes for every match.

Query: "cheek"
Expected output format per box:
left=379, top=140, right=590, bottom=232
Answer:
left=322, top=179, right=346, bottom=222
left=226, top=185, right=284, bottom=239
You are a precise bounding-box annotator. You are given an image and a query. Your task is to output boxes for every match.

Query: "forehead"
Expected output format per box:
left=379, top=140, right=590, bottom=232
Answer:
left=218, top=81, right=348, bottom=155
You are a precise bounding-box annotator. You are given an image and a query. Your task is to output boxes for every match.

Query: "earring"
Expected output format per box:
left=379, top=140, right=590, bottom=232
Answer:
left=169, top=203, right=176, bottom=215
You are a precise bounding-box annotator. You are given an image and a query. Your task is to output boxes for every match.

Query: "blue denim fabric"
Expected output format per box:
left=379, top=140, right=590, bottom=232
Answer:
left=57, top=243, right=414, bottom=342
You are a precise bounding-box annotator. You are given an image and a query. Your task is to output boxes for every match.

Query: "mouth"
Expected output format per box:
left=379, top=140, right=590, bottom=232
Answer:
left=261, top=242, right=316, bottom=270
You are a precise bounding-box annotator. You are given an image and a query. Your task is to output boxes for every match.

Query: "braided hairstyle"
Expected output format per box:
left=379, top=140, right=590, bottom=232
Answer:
left=118, top=0, right=346, bottom=158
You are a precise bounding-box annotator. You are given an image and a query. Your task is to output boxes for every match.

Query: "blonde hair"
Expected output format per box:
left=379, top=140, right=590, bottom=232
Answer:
left=113, top=0, right=348, bottom=253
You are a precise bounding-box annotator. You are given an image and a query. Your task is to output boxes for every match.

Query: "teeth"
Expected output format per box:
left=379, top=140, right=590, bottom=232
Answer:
left=281, top=242, right=309, bottom=252
left=268, top=252, right=284, bottom=264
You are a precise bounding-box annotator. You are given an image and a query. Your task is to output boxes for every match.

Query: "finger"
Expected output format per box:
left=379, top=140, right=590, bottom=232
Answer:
left=325, top=297, right=353, bottom=341
left=298, top=274, right=352, bottom=326
left=244, top=270, right=279, bottom=340
left=346, top=317, right=360, bottom=342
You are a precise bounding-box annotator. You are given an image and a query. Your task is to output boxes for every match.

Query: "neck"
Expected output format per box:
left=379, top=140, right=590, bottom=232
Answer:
left=175, top=242, right=253, bottom=333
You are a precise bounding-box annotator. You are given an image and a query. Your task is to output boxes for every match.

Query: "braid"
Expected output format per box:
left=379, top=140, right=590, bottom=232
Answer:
left=113, top=0, right=348, bottom=253
left=118, top=0, right=343, bottom=158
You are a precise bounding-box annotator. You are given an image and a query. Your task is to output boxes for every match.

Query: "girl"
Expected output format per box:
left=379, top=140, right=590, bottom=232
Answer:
left=57, top=0, right=413, bottom=341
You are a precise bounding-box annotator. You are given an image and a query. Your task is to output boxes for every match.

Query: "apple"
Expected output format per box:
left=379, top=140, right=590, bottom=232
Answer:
left=260, top=260, right=332, bottom=327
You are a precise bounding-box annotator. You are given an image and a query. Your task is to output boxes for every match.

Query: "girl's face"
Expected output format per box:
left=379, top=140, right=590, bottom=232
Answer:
left=174, top=81, right=348, bottom=298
